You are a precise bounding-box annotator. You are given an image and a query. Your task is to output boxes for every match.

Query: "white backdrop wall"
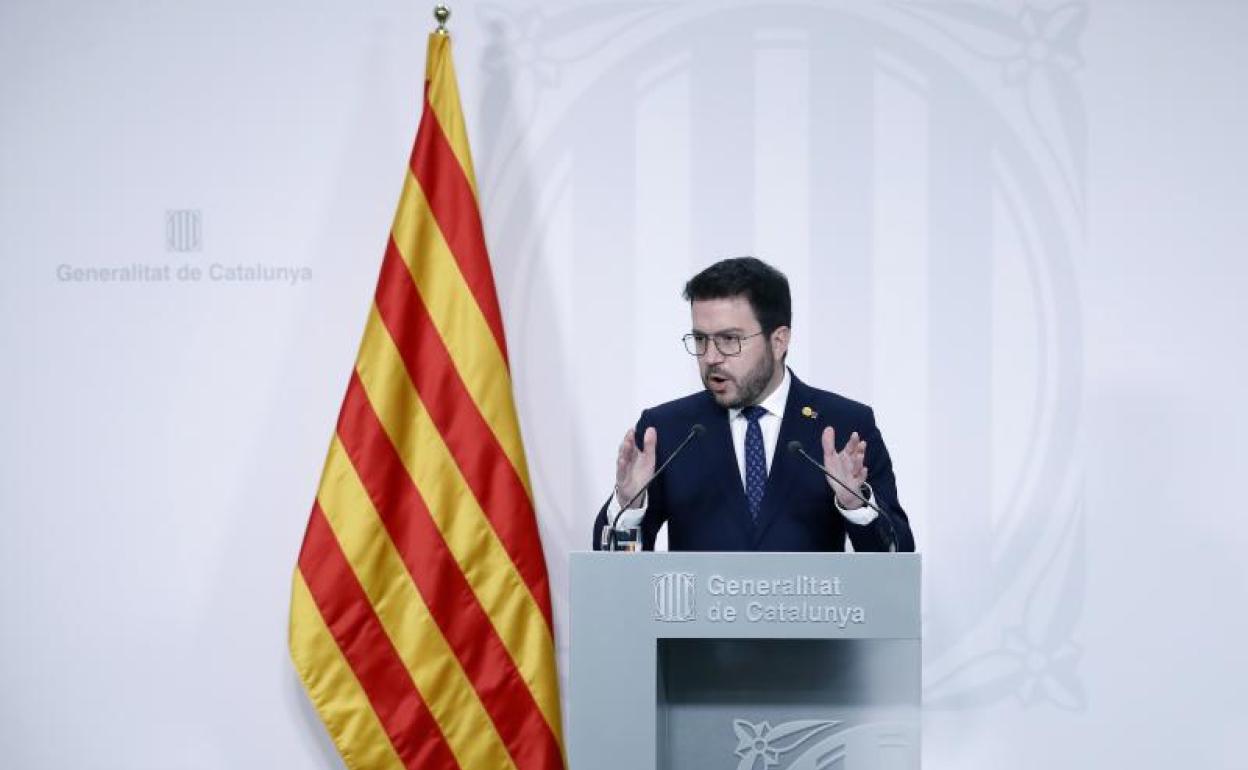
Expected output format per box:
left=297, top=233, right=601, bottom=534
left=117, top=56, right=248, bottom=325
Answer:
left=2, top=0, right=1246, bottom=768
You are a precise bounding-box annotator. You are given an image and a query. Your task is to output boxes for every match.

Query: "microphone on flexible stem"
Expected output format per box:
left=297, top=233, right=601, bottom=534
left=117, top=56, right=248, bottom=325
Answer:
left=603, top=423, right=705, bottom=551
left=786, top=440, right=899, bottom=551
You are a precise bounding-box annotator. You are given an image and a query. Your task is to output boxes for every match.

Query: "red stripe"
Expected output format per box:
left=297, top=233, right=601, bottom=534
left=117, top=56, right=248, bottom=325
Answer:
left=336, top=372, right=563, bottom=770
left=297, top=503, right=459, bottom=770
left=409, top=90, right=509, bottom=364
left=375, top=238, right=554, bottom=625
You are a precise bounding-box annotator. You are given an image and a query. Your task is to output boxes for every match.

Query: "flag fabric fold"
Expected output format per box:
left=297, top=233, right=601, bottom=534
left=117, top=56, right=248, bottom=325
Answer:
left=289, top=30, right=565, bottom=770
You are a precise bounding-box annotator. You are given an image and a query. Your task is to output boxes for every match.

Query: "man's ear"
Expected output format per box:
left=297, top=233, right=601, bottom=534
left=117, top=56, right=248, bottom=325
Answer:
left=770, top=326, right=791, bottom=358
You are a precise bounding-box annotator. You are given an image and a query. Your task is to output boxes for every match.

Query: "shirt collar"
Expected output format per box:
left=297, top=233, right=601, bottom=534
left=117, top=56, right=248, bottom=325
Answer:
left=729, top=366, right=791, bottom=421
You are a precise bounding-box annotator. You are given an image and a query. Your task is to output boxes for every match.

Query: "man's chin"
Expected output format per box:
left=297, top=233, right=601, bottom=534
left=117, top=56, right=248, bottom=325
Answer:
left=708, top=388, right=743, bottom=409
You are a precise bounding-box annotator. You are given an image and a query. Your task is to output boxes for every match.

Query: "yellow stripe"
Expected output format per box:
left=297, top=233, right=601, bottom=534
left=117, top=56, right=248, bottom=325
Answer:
left=353, top=305, right=563, bottom=739
left=389, top=170, right=534, bottom=498
left=314, top=437, right=518, bottom=770
left=425, top=33, right=478, bottom=197
left=289, top=571, right=406, bottom=770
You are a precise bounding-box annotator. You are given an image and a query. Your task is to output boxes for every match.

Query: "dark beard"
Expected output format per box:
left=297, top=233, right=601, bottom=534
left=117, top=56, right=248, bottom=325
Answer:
left=707, top=353, right=776, bottom=409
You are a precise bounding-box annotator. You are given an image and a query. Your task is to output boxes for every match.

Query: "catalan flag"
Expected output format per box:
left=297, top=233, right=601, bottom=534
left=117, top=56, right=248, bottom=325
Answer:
left=288, top=28, right=566, bottom=770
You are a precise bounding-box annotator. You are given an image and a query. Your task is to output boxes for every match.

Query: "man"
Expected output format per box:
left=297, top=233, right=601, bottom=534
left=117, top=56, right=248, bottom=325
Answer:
left=592, top=257, right=915, bottom=552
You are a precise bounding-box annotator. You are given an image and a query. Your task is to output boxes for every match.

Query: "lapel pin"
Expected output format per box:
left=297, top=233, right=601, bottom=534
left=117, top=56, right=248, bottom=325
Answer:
left=801, top=406, right=818, bottom=419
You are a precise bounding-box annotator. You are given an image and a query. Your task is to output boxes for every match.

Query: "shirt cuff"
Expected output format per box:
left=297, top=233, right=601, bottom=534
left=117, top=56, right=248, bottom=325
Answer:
left=834, top=481, right=879, bottom=526
left=606, top=491, right=647, bottom=530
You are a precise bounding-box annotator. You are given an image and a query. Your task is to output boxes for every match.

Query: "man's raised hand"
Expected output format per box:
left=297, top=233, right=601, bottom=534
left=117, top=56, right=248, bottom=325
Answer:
left=615, top=426, right=657, bottom=508
left=821, top=426, right=868, bottom=509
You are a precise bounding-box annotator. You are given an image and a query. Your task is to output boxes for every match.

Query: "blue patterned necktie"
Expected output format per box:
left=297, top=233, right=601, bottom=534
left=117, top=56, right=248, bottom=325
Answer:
left=742, top=405, right=768, bottom=522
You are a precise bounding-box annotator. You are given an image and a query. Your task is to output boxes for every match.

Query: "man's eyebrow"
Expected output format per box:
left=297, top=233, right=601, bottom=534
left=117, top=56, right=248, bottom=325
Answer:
left=690, top=327, right=748, bottom=336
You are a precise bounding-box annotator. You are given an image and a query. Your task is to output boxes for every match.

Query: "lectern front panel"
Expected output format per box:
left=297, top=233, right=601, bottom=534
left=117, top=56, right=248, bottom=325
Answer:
left=569, top=552, right=921, bottom=770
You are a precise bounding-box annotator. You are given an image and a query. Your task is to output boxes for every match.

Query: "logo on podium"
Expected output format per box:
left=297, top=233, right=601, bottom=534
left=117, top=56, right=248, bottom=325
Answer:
left=651, top=572, right=696, bottom=622
left=731, top=718, right=915, bottom=769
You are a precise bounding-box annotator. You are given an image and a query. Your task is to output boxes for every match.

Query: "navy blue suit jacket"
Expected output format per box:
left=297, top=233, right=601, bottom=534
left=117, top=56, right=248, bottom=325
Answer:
left=593, top=372, right=915, bottom=552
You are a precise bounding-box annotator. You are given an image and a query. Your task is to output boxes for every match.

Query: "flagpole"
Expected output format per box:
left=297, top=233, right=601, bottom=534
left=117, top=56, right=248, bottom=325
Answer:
left=434, top=4, right=450, bottom=34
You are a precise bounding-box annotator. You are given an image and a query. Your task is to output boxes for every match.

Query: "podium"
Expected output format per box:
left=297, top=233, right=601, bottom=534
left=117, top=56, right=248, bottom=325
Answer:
left=569, top=552, right=921, bottom=769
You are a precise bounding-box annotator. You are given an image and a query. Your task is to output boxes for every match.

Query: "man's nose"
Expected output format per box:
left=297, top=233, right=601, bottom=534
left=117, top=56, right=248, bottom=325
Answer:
left=702, top=342, right=726, bottom=365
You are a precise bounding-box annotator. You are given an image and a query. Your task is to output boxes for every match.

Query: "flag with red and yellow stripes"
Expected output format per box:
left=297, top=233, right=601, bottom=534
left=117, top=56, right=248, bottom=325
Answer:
left=288, top=30, right=565, bottom=770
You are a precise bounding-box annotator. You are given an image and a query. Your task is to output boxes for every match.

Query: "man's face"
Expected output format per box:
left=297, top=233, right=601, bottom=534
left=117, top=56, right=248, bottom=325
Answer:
left=690, top=296, right=789, bottom=409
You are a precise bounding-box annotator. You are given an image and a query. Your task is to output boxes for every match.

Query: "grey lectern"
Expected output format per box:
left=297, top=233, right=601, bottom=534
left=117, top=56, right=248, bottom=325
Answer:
left=569, top=552, right=920, bottom=770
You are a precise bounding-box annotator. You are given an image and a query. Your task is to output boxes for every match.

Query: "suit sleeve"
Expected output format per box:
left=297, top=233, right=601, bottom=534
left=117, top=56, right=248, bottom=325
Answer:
left=843, top=408, right=916, bottom=552
left=591, top=409, right=669, bottom=550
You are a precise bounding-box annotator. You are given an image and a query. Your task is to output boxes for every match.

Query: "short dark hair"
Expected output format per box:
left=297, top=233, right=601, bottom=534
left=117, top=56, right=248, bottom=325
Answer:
left=682, top=257, right=792, bottom=334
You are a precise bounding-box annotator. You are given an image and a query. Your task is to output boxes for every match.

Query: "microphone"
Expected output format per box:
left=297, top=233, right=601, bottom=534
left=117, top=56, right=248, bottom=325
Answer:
left=786, top=440, right=899, bottom=550
left=604, top=424, right=705, bottom=551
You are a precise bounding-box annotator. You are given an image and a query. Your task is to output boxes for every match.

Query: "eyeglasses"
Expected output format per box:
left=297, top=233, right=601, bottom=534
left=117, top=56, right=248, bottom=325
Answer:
left=682, top=331, right=765, bottom=357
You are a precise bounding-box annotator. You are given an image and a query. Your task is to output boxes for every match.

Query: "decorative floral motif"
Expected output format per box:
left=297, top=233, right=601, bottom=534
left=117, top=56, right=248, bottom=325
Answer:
left=1004, top=4, right=1086, bottom=84
left=734, top=720, right=780, bottom=769
left=479, top=3, right=669, bottom=84
left=894, top=1, right=1087, bottom=84
left=732, top=719, right=839, bottom=770
left=925, top=508, right=1086, bottom=710
left=1002, top=626, right=1084, bottom=708
left=896, top=1, right=1089, bottom=211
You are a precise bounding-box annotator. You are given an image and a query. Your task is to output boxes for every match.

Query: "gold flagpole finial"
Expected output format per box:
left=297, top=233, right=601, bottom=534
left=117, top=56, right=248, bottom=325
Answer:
left=433, top=5, right=451, bottom=35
